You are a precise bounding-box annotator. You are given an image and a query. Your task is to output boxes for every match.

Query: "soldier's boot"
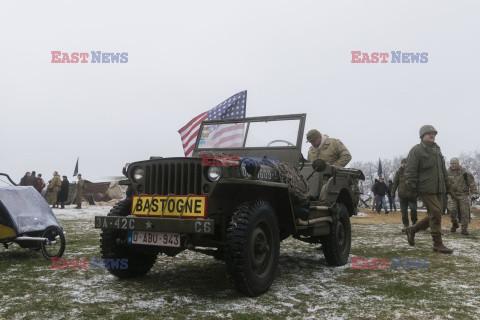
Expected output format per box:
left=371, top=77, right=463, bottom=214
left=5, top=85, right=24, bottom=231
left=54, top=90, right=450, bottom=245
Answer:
left=405, top=224, right=421, bottom=246
left=450, top=222, right=459, bottom=233
left=461, top=229, right=469, bottom=236
left=432, top=235, right=453, bottom=254
left=76, top=204, right=82, bottom=209
left=61, top=203, right=65, bottom=209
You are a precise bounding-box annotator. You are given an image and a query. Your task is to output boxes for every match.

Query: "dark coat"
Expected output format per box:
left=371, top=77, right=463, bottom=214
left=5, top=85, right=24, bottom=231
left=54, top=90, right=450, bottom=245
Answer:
left=57, top=179, right=70, bottom=203
left=373, top=181, right=388, bottom=196
left=19, top=175, right=28, bottom=186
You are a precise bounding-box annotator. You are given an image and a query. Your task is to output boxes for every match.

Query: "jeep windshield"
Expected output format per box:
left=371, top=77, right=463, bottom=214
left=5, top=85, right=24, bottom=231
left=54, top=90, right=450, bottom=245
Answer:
left=196, top=114, right=305, bottom=150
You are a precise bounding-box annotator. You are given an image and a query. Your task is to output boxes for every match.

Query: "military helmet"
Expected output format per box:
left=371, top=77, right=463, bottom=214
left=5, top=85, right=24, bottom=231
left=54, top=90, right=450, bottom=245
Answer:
left=450, top=158, right=459, bottom=164
left=419, top=125, right=437, bottom=138
left=401, top=158, right=407, bottom=164
left=306, top=129, right=321, bottom=142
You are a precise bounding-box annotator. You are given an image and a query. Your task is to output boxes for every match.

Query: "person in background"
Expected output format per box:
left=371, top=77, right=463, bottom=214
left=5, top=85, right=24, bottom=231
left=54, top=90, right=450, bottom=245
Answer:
left=57, top=176, right=70, bottom=209
left=123, top=163, right=133, bottom=199
left=36, top=173, right=46, bottom=193
left=75, top=174, right=86, bottom=209
left=386, top=179, right=397, bottom=212
left=373, top=177, right=389, bottom=214
left=447, top=157, right=478, bottom=235
left=392, top=158, right=418, bottom=233
left=48, top=171, right=62, bottom=209
left=19, top=172, right=30, bottom=186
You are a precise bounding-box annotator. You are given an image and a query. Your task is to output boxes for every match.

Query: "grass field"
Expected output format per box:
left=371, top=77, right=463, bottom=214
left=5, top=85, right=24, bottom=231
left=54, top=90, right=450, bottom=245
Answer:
left=1, top=206, right=479, bottom=320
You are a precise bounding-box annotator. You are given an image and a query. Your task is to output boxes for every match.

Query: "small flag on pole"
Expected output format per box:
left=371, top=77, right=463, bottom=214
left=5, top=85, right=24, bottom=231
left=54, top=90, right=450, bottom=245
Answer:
left=73, top=157, right=79, bottom=176
left=377, top=158, right=382, bottom=177
left=178, top=91, right=247, bottom=157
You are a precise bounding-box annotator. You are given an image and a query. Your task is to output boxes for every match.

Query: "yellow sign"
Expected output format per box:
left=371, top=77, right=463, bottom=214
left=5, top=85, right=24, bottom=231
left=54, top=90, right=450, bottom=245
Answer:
left=132, top=195, right=208, bottom=218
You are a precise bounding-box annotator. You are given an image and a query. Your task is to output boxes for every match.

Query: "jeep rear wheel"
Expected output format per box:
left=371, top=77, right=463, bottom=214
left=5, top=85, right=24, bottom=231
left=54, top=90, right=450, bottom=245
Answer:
left=321, top=204, right=351, bottom=266
left=226, top=201, right=280, bottom=297
left=100, top=199, right=157, bottom=279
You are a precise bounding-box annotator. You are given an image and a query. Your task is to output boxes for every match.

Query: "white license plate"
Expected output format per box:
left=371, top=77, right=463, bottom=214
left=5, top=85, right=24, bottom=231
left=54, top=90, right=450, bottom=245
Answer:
left=127, top=231, right=180, bottom=247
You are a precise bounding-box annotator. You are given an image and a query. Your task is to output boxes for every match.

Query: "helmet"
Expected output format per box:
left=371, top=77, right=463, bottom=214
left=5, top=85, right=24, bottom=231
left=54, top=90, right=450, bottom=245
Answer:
left=450, top=158, right=459, bottom=164
left=419, top=125, right=437, bottom=138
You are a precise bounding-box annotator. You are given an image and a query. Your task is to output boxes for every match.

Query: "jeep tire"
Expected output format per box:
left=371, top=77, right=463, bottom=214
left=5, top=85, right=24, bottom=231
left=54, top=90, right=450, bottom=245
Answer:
left=100, top=199, right=157, bottom=279
left=226, top=201, right=280, bottom=296
left=321, top=204, right=351, bottom=266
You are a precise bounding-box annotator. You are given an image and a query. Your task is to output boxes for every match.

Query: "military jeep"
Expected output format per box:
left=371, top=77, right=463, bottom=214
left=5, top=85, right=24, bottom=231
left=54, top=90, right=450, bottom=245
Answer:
left=95, top=113, right=364, bottom=296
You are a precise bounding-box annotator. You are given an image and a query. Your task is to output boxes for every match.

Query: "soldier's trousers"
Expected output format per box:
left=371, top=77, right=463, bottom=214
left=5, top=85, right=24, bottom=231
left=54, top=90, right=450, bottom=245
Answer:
left=415, top=194, right=443, bottom=236
left=399, top=197, right=417, bottom=227
left=50, top=190, right=59, bottom=205
left=76, top=191, right=83, bottom=205
left=448, top=195, right=470, bottom=229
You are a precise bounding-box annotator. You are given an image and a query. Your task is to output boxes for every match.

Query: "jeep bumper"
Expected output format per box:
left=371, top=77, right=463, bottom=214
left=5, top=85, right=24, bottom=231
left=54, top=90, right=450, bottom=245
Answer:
left=94, top=216, right=215, bottom=235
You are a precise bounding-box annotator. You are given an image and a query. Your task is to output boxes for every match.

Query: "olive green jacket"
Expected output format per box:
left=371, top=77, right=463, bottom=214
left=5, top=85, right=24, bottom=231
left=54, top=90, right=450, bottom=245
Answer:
left=391, top=166, right=416, bottom=200
left=307, top=136, right=352, bottom=167
left=405, top=141, right=450, bottom=195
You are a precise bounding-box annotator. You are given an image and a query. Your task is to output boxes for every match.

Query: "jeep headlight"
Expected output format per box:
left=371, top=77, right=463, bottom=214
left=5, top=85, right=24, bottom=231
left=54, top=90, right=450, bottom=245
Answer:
left=133, top=168, right=145, bottom=181
left=207, top=167, right=221, bottom=182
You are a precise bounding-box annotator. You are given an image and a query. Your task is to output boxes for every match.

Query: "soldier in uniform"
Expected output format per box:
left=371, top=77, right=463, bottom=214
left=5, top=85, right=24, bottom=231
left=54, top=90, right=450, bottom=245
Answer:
left=76, top=174, right=86, bottom=209
left=48, top=171, right=62, bottom=208
left=392, top=158, right=418, bottom=232
left=447, top=158, right=478, bottom=235
left=306, top=129, right=352, bottom=167
left=405, top=125, right=453, bottom=254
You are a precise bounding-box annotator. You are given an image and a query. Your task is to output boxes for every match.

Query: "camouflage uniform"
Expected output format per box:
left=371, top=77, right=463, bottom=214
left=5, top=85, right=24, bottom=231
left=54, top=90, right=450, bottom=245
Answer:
left=48, top=174, right=62, bottom=207
left=307, top=135, right=352, bottom=167
left=76, top=177, right=86, bottom=208
left=447, top=164, right=477, bottom=233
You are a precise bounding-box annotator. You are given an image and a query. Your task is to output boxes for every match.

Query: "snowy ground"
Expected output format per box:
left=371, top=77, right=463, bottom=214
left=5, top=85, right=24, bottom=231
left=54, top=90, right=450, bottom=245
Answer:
left=1, top=206, right=479, bottom=319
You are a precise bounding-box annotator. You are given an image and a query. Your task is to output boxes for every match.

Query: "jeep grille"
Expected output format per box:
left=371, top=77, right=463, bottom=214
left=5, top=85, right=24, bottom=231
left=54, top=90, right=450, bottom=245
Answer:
left=143, top=160, right=203, bottom=195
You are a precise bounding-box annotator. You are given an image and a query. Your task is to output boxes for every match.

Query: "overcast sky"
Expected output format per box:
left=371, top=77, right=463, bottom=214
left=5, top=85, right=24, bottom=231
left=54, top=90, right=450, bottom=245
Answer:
left=1, top=1, right=479, bottom=184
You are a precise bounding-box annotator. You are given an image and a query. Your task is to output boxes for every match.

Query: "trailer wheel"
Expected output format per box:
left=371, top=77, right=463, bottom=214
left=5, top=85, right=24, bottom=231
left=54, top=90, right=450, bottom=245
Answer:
left=226, top=201, right=280, bottom=296
left=40, top=226, right=66, bottom=259
left=321, top=204, right=351, bottom=266
left=100, top=199, right=157, bottom=279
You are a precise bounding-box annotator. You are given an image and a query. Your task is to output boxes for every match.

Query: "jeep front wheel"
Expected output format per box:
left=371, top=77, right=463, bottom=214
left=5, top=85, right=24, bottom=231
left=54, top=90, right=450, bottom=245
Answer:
left=100, top=199, right=157, bottom=279
left=226, top=201, right=280, bottom=296
left=321, top=203, right=351, bottom=266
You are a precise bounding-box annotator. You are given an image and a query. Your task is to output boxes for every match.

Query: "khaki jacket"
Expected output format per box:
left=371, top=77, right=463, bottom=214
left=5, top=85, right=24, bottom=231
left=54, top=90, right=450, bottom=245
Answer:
left=307, top=136, right=352, bottom=167
left=48, top=175, right=62, bottom=192
left=405, top=141, right=450, bottom=195
left=448, top=166, right=477, bottom=198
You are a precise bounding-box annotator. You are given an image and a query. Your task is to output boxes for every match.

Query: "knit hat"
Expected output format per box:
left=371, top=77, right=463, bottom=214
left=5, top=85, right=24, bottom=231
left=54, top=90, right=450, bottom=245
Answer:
left=306, top=129, right=321, bottom=143
left=401, top=158, right=407, bottom=164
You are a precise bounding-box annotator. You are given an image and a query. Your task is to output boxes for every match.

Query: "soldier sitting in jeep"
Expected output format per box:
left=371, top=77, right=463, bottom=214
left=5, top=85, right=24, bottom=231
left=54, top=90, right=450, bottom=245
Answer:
left=95, top=113, right=364, bottom=296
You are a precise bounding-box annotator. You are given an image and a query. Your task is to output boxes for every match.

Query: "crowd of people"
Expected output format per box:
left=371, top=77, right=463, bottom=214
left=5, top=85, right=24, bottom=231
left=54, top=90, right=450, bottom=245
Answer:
left=18, top=171, right=86, bottom=210
left=306, top=125, right=478, bottom=255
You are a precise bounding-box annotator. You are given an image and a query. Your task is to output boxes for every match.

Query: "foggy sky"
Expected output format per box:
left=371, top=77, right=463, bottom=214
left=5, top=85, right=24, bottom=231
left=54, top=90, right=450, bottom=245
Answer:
left=1, top=0, right=479, bottom=184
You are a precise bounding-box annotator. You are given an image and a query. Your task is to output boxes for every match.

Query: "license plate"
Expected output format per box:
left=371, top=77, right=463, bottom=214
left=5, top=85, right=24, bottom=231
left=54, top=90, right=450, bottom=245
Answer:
left=131, top=195, right=208, bottom=218
left=127, top=231, right=180, bottom=247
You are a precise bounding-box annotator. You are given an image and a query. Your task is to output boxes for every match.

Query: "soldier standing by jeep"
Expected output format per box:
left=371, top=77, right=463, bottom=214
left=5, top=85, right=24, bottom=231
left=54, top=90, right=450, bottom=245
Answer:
left=405, top=125, right=453, bottom=254
left=447, top=158, right=478, bottom=235
left=306, top=129, right=352, bottom=167
left=48, top=171, right=62, bottom=208
left=75, top=174, right=86, bottom=209
left=392, top=158, right=418, bottom=233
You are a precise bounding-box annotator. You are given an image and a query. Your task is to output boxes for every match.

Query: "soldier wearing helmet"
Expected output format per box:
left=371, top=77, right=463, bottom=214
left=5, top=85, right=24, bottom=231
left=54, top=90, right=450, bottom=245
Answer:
left=447, top=157, right=478, bottom=235
left=404, top=125, right=453, bottom=254
left=306, top=129, right=351, bottom=167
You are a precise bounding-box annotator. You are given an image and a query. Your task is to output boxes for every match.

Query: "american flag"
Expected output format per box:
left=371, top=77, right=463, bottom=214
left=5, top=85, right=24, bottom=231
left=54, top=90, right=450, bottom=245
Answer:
left=178, top=91, right=247, bottom=157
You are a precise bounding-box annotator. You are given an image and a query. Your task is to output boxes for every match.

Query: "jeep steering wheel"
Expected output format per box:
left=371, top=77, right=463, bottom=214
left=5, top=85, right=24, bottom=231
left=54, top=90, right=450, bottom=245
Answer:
left=267, top=140, right=295, bottom=147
